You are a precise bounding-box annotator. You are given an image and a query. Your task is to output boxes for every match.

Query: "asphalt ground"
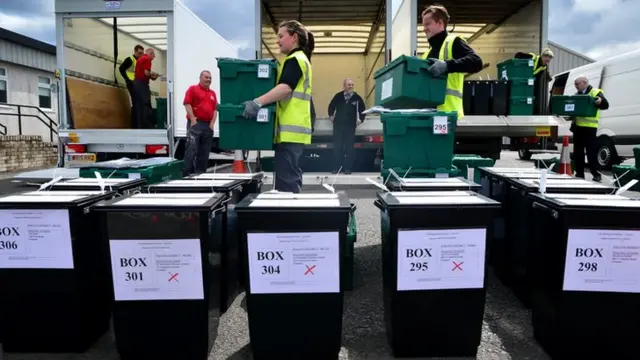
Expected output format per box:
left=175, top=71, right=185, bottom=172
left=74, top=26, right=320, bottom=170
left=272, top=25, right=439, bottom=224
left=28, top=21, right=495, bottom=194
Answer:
left=0, top=151, right=629, bottom=360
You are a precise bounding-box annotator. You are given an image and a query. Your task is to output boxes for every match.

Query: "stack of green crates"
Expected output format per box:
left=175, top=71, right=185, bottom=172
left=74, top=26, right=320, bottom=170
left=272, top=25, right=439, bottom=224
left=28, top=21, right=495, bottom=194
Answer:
left=217, top=58, right=278, bottom=150
left=380, top=110, right=458, bottom=176
left=79, top=159, right=184, bottom=185
left=452, top=154, right=496, bottom=183
left=496, top=59, right=535, bottom=115
left=549, top=95, right=598, bottom=117
left=612, top=163, right=640, bottom=191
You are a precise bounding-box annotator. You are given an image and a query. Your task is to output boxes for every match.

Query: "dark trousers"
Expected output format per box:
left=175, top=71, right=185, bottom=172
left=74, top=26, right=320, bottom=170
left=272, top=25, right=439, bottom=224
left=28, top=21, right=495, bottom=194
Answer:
left=333, top=127, right=356, bottom=172
left=125, top=81, right=136, bottom=127
left=573, top=125, right=598, bottom=177
left=274, top=142, right=304, bottom=193
left=183, top=120, right=213, bottom=176
left=133, top=80, right=152, bottom=129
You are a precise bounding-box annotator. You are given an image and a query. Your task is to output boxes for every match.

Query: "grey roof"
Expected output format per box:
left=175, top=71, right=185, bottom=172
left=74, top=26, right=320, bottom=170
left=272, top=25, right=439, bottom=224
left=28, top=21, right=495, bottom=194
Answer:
left=548, top=40, right=595, bottom=63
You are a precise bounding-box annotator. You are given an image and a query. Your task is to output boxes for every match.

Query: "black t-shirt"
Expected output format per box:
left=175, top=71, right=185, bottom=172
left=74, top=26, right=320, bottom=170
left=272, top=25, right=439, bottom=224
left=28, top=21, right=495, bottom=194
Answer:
left=278, top=48, right=305, bottom=90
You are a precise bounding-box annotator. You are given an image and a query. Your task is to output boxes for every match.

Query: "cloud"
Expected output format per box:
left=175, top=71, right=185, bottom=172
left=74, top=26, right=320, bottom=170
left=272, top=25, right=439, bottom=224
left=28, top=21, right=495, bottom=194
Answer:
left=585, top=41, right=640, bottom=60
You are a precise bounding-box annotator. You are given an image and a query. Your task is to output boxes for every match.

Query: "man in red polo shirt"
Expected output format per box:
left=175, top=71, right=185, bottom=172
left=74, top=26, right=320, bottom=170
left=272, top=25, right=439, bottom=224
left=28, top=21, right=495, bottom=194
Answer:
left=183, top=70, right=217, bottom=175
left=133, top=48, right=159, bottom=129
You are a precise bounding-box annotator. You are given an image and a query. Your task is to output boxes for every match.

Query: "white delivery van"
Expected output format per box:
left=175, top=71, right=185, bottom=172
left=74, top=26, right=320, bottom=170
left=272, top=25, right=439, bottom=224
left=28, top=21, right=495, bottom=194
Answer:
left=550, top=48, right=640, bottom=168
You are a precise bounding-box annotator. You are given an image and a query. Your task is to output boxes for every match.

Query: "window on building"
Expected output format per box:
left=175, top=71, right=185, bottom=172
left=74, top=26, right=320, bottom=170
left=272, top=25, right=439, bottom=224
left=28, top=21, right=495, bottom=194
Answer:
left=0, top=68, right=7, bottom=104
left=38, top=76, right=52, bottom=109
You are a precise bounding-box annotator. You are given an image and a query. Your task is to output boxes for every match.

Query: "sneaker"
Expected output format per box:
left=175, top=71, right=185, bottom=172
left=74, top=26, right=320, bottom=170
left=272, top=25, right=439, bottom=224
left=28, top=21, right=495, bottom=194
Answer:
left=592, top=174, right=602, bottom=182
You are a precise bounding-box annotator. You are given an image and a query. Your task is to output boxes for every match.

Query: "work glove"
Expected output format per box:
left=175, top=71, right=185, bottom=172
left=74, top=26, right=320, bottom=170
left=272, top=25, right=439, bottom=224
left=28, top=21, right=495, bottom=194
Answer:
left=242, top=99, right=262, bottom=118
left=427, top=58, right=448, bottom=77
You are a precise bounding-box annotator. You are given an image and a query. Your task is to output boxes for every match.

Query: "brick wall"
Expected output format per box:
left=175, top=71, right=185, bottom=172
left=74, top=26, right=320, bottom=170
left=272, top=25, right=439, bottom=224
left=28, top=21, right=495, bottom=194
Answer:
left=0, top=135, right=57, bottom=172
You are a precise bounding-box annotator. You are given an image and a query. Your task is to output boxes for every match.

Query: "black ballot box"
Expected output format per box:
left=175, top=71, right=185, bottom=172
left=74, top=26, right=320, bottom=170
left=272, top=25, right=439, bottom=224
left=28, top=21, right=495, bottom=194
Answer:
left=93, top=192, right=228, bottom=360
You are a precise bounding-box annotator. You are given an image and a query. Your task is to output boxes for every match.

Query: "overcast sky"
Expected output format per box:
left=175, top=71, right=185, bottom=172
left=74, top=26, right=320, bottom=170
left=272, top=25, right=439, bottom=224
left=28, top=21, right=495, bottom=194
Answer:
left=0, top=0, right=638, bottom=61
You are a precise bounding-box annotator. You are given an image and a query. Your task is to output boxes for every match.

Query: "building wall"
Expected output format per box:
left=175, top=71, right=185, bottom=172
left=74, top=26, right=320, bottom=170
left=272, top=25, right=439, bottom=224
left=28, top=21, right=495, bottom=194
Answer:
left=548, top=41, right=594, bottom=76
left=0, top=38, right=56, bottom=73
left=0, top=61, right=59, bottom=144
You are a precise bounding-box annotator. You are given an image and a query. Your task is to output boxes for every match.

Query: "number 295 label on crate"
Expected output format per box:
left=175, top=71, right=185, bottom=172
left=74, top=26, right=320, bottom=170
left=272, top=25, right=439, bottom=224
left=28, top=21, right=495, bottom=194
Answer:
left=563, top=229, right=640, bottom=293
left=247, top=231, right=340, bottom=294
left=109, top=239, right=204, bottom=301
left=433, top=116, right=448, bottom=135
left=396, top=228, right=486, bottom=291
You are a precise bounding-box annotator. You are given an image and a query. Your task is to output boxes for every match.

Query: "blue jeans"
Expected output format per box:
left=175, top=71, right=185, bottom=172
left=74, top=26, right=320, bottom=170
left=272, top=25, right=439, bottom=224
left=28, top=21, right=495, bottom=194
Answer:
left=183, top=120, right=213, bottom=176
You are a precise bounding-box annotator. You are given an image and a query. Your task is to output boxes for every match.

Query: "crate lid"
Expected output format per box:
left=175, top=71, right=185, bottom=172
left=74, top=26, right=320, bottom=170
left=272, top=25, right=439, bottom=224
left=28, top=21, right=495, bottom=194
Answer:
left=503, top=173, right=570, bottom=179
left=516, top=178, right=612, bottom=189
left=236, top=192, right=351, bottom=210
left=188, top=172, right=264, bottom=181
left=539, top=193, right=628, bottom=200
left=94, top=193, right=225, bottom=212
left=0, top=190, right=114, bottom=206
left=377, top=191, right=499, bottom=207
left=148, top=179, right=244, bottom=190
left=530, top=193, right=640, bottom=208
left=389, top=177, right=480, bottom=189
left=49, top=178, right=146, bottom=190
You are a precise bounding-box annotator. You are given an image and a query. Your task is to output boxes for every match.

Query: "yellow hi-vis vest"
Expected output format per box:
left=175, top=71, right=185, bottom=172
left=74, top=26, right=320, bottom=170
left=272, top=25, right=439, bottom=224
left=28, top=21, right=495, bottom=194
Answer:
left=529, top=53, right=547, bottom=76
left=576, top=87, right=602, bottom=128
left=275, top=51, right=313, bottom=144
left=421, top=34, right=465, bottom=119
left=125, top=55, right=136, bottom=81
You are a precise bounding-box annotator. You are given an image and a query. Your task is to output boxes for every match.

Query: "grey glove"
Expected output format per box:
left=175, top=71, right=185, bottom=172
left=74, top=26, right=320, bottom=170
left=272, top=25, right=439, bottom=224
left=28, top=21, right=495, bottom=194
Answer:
left=242, top=99, right=262, bottom=118
left=427, top=58, right=448, bottom=77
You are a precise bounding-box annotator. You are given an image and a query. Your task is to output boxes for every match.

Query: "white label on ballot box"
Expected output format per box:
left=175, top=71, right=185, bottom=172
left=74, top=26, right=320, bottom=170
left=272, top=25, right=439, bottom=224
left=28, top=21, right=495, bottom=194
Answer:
left=528, top=78, right=534, bottom=86
left=527, top=97, right=533, bottom=104
left=433, top=116, right=448, bottom=134
left=0, top=209, right=74, bottom=269
left=256, top=108, right=269, bottom=123
left=565, top=103, right=575, bottom=112
left=247, top=231, right=340, bottom=294
left=563, top=229, right=640, bottom=293
left=109, top=239, right=204, bottom=301
left=396, top=228, right=486, bottom=291
left=257, top=64, right=270, bottom=78
left=381, top=78, right=393, bottom=100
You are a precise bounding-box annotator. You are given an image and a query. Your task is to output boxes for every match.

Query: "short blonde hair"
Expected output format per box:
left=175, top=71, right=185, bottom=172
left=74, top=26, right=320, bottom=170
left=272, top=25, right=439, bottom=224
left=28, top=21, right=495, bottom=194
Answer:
left=421, top=5, right=450, bottom=26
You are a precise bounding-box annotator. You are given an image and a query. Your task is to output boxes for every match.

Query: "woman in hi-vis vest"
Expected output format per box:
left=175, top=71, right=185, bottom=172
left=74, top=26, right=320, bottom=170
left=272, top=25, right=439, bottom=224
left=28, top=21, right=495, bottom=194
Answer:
left=243, top=20, right=314, bottom=193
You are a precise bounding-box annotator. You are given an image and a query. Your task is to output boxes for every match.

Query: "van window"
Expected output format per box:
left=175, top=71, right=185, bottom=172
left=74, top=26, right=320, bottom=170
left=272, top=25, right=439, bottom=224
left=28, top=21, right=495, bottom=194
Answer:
left=551, top=73, right=569, bottom=96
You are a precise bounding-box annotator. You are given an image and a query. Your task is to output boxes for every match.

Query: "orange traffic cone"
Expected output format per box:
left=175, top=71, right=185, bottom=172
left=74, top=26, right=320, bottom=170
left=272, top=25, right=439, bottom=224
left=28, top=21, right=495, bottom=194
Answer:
left=557, top=135, right=573, bottom=176
left=231, top=150, right=246, bottom=173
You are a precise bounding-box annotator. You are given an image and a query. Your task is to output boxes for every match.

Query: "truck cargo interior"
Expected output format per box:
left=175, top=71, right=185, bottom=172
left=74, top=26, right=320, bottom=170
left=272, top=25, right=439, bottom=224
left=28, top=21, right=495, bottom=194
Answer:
left=62, top=16, right=168, bottom=130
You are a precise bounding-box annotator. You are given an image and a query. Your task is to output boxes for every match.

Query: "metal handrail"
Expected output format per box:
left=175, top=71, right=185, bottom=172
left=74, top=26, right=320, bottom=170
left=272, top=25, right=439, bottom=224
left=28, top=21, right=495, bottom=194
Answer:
left=0, top=103, right=58, bottom=142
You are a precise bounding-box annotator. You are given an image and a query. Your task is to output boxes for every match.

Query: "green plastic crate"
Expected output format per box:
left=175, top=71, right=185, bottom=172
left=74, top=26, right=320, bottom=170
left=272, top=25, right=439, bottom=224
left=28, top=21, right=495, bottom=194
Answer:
left=217, top=58, right=278, bottom=104
left=381, top=111, right=457, bottom=171
left=452, top=155, right=496, bottom=183
left=634, top=147, right=640, bottom=168
left=550, top=95, right=598, bottom=117
left=612, top=164, right=640, bottom=191
left=380, top=163, right=459, bottom=180
left=218, top=104, right=275, bottom=150
left=373, top=55, right=447, bottom=109
left=343, top=204, right=357, bottom=291
left=509, top=78, right=535, bottom=97
left=155, top=97, right=167, bottom=129
left=497, top=58, right=534, bottom=80
left=79, top=160, right=184, bottom=185
left=509, top=96, right=534, bottom=115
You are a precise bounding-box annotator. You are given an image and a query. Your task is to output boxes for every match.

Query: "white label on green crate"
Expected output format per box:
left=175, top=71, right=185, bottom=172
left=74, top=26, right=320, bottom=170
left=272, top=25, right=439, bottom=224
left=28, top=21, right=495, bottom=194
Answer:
left=247, top=231, right=340, bottom=294
left=256, top=108, right=269, bottom=123
left=563, top=229, right=640, bottom=293
left=396, top=228, right=486, bottom=291
left=528, top=78, right=534, bottom=86
left=501, top=70, right=507, bottom=80
left=109, top=239, right=204, bottom=301
left=128, top=172, right=141, bottom=179
left=0, top=209, right=74, bottom=269
left=565, top=103, right=575, bottom=112
left=528, top=60, right=534, bottom=67
left=433, top=116, right=448, bottom=134
left=381, top=78, right=393, bottom=100
left=527, top=97, right=533, bottom=104
left=257, top=64, right=270, bottom=78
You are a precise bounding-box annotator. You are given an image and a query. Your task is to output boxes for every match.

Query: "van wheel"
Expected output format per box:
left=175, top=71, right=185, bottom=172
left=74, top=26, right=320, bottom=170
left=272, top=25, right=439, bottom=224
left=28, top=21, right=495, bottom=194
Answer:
left=518, top=149, right=532, bottom=160
left=596, top=137, right=617, bottom=170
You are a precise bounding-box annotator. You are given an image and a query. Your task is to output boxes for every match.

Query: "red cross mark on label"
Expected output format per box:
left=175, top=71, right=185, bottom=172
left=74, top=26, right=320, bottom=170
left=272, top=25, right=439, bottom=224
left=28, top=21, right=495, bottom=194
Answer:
left=304, top=265, right=316, bottom=275
left=452, top=261, right=464, bottom=271
left=168, top=272, right=179, bottom=282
